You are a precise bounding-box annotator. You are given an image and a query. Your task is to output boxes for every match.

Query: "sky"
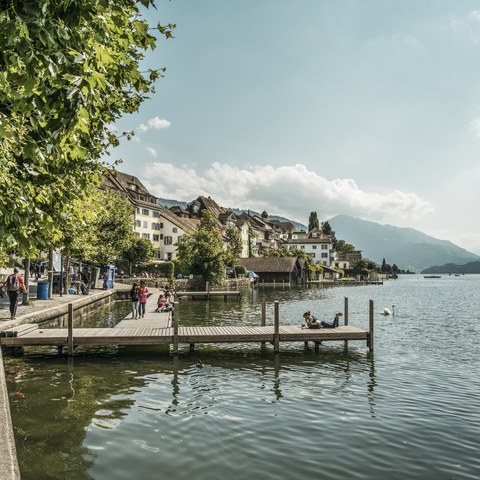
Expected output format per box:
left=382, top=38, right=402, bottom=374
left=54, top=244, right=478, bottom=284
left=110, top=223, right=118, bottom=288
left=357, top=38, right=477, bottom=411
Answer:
left=107, top=0, right=480, bottom=254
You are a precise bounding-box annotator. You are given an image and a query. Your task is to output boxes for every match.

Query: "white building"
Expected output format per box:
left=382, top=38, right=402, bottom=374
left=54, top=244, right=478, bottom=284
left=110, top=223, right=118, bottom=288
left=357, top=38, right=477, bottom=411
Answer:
left=284, top=229, right=334, bottom=266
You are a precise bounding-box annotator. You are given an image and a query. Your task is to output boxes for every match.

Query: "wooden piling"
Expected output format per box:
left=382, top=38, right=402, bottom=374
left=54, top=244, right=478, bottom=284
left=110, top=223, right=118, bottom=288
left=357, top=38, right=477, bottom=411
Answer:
left=173, top=312, right=179, bottom=355
left=274, top=301, right=279, bottom=353
left=344, top=297, right=349, bottom=326
left=67, top=303, right=73, bottom=356
left=261, top=299, right=266, bottom=347
left=368, top=299, right=374, bottom=352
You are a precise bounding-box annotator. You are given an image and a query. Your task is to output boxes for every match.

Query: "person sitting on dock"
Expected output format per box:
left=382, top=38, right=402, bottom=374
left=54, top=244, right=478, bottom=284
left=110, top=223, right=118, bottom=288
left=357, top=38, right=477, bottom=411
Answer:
left=155, top=293, right=166, bottom=312
left=321, top=312, right=342, bottom=329
left=303, top=311, right=321, bottom=329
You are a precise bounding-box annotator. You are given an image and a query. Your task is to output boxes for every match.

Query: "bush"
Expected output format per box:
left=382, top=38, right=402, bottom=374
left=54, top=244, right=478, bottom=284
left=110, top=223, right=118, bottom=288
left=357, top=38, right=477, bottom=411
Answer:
left=234, top=265, right=247, bottom=277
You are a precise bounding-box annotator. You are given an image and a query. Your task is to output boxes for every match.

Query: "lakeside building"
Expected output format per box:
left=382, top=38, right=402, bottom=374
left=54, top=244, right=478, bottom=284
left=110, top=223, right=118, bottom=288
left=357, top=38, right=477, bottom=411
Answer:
left=103, top=171, right=198, bottom=260
left=283, top=228, right=335, bottom=266
left=332, top=250, right=363, bottom=271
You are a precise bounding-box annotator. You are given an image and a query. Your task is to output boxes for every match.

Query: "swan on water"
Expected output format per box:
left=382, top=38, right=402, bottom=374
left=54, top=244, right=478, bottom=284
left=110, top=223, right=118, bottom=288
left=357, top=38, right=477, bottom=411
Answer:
left=382, top=305, right=395, bottom=316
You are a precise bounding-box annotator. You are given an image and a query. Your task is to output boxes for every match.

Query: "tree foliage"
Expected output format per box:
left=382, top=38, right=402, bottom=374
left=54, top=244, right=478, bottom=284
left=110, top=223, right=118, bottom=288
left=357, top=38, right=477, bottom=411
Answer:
left=0, top=0, right=174, bottom=257
left=176, top=211, right=225, bottom=285
left=308, top=211, right=319, bottom=232
left=224, top=226, right=242, bottom=267
left=121, top=237, right=155, bottom=275
left=321, top=220, right=337, bottom=247
left=335, top=239, right=356, bottom=255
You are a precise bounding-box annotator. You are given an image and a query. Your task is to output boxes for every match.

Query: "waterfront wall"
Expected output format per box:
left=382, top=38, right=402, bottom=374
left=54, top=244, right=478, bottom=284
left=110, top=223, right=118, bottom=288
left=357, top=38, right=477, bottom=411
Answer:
left=0, top=348, right=21, bottom=480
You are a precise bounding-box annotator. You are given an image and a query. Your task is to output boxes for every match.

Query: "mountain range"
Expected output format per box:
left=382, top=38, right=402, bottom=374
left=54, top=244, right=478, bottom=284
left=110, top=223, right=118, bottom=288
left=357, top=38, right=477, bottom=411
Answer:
left=328, top=215, right=480, bottom=272
left=158, top=197, right=479, bottom=272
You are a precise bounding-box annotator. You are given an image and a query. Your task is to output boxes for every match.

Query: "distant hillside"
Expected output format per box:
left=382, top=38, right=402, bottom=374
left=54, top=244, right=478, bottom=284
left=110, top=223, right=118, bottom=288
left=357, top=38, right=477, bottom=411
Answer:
left=328, top=215, right=480, bottom=272
left=157, top=197, right=307, bottom=232
left=421, top=261, right=480, bottom=274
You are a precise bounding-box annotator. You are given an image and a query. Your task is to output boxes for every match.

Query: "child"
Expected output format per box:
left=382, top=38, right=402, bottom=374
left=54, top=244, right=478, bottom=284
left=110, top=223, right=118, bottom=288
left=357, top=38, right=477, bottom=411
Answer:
left=155, top=293, right=166, bottom=312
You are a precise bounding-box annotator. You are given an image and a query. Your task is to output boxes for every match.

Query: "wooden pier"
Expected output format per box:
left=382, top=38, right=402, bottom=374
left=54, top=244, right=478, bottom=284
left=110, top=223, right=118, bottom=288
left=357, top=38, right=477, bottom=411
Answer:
left=0, top=297, right=374, bottom=355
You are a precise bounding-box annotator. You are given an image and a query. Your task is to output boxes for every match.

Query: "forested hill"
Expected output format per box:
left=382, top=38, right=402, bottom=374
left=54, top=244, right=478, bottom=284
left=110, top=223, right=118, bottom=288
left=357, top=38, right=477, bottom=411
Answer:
left=328, top=215, right=480, bottom=272
left=421, top=261, right=480, bottom=274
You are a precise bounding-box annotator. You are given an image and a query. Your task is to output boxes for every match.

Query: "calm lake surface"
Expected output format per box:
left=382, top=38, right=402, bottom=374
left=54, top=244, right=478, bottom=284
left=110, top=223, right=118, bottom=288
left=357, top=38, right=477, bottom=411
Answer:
left=4, top=275, right=480, bottom=480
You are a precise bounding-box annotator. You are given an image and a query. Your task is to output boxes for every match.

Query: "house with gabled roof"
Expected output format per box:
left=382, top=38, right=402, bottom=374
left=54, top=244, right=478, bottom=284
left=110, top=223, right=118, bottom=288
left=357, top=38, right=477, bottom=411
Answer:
left=237, top=257, right=308, bottom=284
left=103, top=170, right=199, bottom=261
left=284, top=228, right=335, bottom=266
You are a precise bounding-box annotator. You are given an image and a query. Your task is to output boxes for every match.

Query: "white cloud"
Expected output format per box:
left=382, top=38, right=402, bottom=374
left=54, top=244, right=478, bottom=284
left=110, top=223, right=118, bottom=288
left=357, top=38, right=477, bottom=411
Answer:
left=470, top=10, right=480, bottom=22
left=136, top=116, right=171, bottom=135
left=145, top=147, right=158, bottom=157
left=141, top=162, right=434, bottom=224
left=470, top=118, right=480, bottom=137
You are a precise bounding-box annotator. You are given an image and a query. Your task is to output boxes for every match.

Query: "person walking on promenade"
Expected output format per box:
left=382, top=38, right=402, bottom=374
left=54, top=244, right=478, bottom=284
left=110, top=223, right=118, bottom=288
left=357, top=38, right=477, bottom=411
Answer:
left=138, top=281, right=149, bottom=318
left=130, top=283, right=140, bottom=319
left=1, top=267, right=26, bottom=320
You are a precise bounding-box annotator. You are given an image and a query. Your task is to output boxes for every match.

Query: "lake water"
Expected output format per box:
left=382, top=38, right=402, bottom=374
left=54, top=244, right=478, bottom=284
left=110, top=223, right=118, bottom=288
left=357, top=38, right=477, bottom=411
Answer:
left=4, top=275, right=480, bottom=480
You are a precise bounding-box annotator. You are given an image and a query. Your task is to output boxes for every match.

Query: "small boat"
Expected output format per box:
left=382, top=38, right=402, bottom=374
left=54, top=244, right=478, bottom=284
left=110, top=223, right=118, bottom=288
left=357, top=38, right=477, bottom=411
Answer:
left=424, top=275, right=441, bottom=279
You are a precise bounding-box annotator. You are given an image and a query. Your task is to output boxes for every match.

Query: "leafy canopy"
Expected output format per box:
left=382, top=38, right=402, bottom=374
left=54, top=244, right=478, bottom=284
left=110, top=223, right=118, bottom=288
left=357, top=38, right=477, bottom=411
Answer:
left=177, top=211, right=225, bottom=285
left=0, top=0, right=174, bottom=257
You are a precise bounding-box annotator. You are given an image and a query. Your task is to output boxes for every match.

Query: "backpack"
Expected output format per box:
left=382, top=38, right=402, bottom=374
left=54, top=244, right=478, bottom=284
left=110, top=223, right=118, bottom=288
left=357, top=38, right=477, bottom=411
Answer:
left=8, top=275, right=20, bottom=292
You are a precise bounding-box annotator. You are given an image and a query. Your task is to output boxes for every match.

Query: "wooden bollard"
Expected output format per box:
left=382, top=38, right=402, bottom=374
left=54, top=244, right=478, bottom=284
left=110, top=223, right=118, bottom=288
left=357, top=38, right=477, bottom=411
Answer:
left=344, top=297, right=349, bottom=326
left=368, top=300, right=374, bottom=352
left=261, top=299, right=266, bottom=347
left=274, top=301, right=279, bottom=353
left=67, top=303, right=73, bottom=356
left=173, top=311, right=179, bottom=355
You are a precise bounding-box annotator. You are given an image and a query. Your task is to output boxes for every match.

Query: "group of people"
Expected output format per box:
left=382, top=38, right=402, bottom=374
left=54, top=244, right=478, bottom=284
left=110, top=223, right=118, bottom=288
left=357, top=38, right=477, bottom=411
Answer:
left=302, top=310, right=342, bottom=329
left=1, top=267, right=27, bottom=320
left=129, top=282, right=175, bottom=319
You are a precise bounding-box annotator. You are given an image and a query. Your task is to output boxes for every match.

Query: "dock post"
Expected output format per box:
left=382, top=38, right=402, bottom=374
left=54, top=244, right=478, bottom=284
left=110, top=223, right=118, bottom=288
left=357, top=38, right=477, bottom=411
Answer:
left=344, top=297, right=349, bottom=326
left=67, top=303, right=74, bottom=357
left=173, top=312, right=179, bottom=356
left=261, top=299, right=266, bottom=348
left=206, top=281, right=210, bottom=299
left=274, top=301, right=280, bottom=353
left=261, top=299, right=266, bottom=327
left=368, top=300, right=374, bottom=352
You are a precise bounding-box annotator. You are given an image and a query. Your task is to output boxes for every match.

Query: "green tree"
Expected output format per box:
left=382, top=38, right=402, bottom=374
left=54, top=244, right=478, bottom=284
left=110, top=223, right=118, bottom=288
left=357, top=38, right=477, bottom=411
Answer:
left=0, top=1, right=174, bottom=258
left=176, top=211, right=225, bottom=285
left=121, top=237, right=155, bottom=276
left=335, top=239, right=355, bottom=255
left=88, top=190, right=135, bottom=265
left=224, top=226, right=242, bottom=267
left=308, top=211, right=319, bottom=232
left=321, top=220, right=337, bottom=246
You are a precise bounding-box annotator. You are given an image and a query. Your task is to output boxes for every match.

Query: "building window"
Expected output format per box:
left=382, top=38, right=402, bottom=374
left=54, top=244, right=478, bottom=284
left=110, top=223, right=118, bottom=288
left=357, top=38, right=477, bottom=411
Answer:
left=321, top=244, right=328, bottom=250
left=164, top=236, right=173, bottom=245
left=136, top=207, right=140, bottom=214
left=160, top=222, right=163, bottom=229
left=153, top=211, right=161, bottom=218
left=142, top=233, right=150, bottom=240
left=309, top=253, right=316, bottom=258
left=321, top=253, right=328, bottom=258
left=172, top=227, right=177, bottom=233
left=160, top=234, right=164, bottom=240
left=153, top=234, right=159, bottom=242
left=143, top=221, right=148, bottom=228
left=300, top=245, right=305, bottom=249
left=142, top=208, right=149, bottom=216
left=135, top=220, right=141, bottom=227
left=312, top=245, right=317, bottom=250
left=134, top=232, right=140, bottom=237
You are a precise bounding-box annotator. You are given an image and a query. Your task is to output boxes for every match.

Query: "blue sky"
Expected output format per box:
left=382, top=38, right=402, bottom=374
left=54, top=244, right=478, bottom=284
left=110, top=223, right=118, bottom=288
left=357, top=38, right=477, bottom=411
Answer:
left=108, top=0, right=480, bottom=254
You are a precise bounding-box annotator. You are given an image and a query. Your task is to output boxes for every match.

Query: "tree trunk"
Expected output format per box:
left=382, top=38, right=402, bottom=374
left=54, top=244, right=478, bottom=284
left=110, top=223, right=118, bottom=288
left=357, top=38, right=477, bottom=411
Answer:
left=22, top=258, right=30, bottom=305
left=48, top=247, right=54, bottom=298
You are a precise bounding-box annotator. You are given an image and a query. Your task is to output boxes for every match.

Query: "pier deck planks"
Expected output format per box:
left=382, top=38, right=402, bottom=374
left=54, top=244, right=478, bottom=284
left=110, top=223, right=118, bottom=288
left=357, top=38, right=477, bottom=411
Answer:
left=0, top=292, right=369, bottom=351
